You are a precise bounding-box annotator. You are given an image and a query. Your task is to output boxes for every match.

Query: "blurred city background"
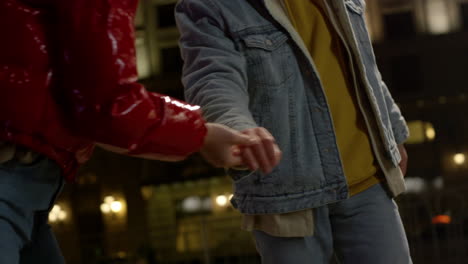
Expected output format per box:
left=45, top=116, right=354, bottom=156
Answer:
left=49, top=0, right=468, bottom=263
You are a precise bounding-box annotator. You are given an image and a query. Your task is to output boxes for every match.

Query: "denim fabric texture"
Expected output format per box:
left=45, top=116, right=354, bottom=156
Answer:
left=0, top=157, right=64, bottom=264
left=176, top=0, right=409, bottom=214
left=253, top=184, right=412, bottom=264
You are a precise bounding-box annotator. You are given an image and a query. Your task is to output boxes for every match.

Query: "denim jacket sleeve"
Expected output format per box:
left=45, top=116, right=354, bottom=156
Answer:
left=379, top=75, right=410, bottom=145
left=175, top=0, right=258, bottom=131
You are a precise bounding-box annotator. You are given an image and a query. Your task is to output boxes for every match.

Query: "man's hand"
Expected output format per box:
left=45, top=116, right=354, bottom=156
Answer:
left=199, top=123, right=255, bottom=168
left=99, top=123, right=255, bottom=167
left=398, top=144, right=408, bottom=176
left=240, top=127, right=282, bottom=174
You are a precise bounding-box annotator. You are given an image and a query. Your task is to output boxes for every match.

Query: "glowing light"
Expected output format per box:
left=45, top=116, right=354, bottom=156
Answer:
left=182, top=196, right=202, bottom=212
left=101, top=196, right=125, bottom=215
left=49, top=204, right=68, bottom=223
left=426, top=0, right=451, bottom=34
left=141, top=186, right=153, bottom=200
left=52, top=205, right=61, bottom=213
left=215, top=195, right=228, bottom=207
left=58, top=211, right=67, bottom=221
left=432, top=177, right=444, bottom=190
left=136, top=37, right=151, bottom=79
left=110, top=201, right=123, bottom=213
left=407, top=121, right=436, bottom=144
left=405, top=177, right=427, bottom=194
left=104, top=196, right=115, bottom=204
left=49, top=214, right=58, bottom=222
left=100, top=203, right=111, bottom=214
left=202, top=197, right=212, bottom=211
left=432, top=215, right=451, bottom=225
left=425, top=125, right=436, bottom=141
left=453, top=153, right=466, bottom=165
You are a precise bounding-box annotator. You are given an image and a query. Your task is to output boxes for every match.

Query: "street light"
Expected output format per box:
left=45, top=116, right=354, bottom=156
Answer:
left=110, top=201, right=122, bottom=213
left=100, top=196, right=124, bottom=215
left=215, top=193, right=234, bottom=208
left=215, top=195, right=228, bottom=207
left=425, top=125, right=436, bottom=141
left=49, top=205, right=67, bottom=224
left=453, top=153, right=466, bottom=166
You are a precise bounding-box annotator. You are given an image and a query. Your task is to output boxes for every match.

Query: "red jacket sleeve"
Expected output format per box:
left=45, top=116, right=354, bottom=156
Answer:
left=53, top=0, right=207, bottom=157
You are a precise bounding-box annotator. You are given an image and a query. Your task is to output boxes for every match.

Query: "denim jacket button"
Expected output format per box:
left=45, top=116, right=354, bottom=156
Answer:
left=265, top=39, right=273, bottom=46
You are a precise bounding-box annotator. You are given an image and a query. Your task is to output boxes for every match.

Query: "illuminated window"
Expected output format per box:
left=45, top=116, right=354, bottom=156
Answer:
left=181, top=196, right=202, bottom=213
left=135, top=3, right=145, bottom=28
left=425, top=0, right=451, bottom=34
left=377, top=0, right=459, bottom=38
left=406, top=121, right=436, bottom=144
left=136, top=32, right=152, bottom=80
left=177, top=196, right=212, bottom=215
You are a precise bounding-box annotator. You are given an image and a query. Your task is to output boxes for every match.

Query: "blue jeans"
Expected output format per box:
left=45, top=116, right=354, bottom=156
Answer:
left=0, top=157, right=64, bottom=264
left=253, top=183, right=412, bottom=264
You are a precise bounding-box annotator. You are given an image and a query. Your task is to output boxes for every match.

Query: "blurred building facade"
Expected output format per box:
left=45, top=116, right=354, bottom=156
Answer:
left=51, top=0, right=468, bottom=263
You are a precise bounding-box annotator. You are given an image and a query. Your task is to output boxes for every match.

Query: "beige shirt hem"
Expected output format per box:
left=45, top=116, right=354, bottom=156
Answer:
left=242, top=209, right=314, bottom=237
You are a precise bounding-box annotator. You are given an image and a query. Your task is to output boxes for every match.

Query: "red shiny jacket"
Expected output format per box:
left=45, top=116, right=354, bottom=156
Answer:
left=0, top=0, right=207, bottom=181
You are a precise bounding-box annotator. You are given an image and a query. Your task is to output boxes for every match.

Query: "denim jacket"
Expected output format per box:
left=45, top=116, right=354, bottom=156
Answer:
left=175, top=0, right=409, bottom=214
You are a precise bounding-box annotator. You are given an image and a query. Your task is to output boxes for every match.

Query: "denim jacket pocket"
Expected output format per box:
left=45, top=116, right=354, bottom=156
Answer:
left=241, top=30, right=294, bottom=87
left=242, top=31, right=288, bottom=51
left=226, top=167, right=258, bottom=185
left=226, top=166, right=276, bottom=185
